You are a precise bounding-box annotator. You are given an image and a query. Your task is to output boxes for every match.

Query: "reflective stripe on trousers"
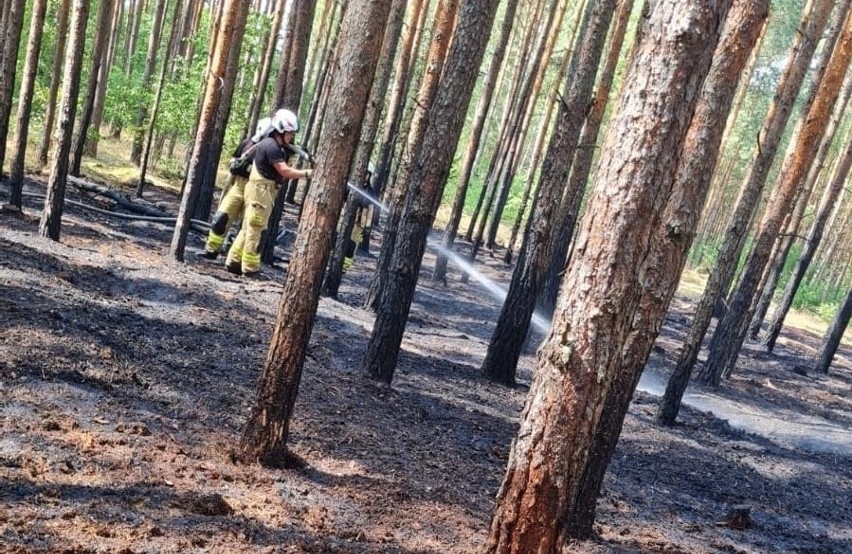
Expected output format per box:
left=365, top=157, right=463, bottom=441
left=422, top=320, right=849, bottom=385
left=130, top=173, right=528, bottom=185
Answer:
left=226, top=173, right=277, bottom=274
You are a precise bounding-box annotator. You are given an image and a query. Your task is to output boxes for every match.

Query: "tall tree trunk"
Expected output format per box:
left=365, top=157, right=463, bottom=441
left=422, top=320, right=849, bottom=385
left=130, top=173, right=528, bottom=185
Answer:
left=813, top=283, right=852, bottom=374
left=170, top=0, right=243, bottom=261
left=702, top=8, right=852, bottom=383
left=761, top=129, right=852, bottom=350
left=746, top=0, right=852, bottom=335
left=431, top=0, right=521, bottom=282
left=86, top=0, right=125, bottom=158
left=485, top=0, right=731, bottom=547
left=360, top=0, right=428, bottom=260
left=272, top=0, right=316, bottom=109
left=70, top=0, right=117, bottom=177
left=748, top=60, right=852, bottom=339
left=654, top=0, right=769, bottom=425
left=238, top=0, right=393, bottom=468
left=481, top=0, right=617, bottom=386
left=364, top=0, right=459, bottom=311
left=483, top=0, right=565, bottom=252
left=130, top=0, right=169, bottom=164
left=508, top=6, right=588, bottom=263
left=361, top=0, right=501, bottom=383
left=138, top=0, right=182, bottom=190
left=190, top=0, right=251, bottom=218
left=538, top=0, right=632, bottom=317
left=464, top=1, right=543, bottom=249
left=7, top=0, right=49, bottom=210
left=124, top=0, right=145, bottom=76
left=38, top=0, right=90, bottom=241
left=322, top=0, right=407, bottom=298
left=36, top=0, right=72, bottom=167
left=247, top=0, right=285, bottom=136
left=671, top=0, right=834, bottom=386
left=0, top=0, right=26, bottom=178
left=261, top=0, right=318, bottom=265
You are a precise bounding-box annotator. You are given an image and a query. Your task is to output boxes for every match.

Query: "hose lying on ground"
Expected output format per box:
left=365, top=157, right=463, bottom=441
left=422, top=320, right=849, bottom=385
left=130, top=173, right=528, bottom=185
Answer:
left=21, top=192, right=211, bottom=233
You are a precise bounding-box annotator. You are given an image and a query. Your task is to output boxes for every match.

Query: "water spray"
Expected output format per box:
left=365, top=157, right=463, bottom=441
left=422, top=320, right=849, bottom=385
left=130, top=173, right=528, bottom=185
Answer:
left=346, top=182, right=552, bottom=334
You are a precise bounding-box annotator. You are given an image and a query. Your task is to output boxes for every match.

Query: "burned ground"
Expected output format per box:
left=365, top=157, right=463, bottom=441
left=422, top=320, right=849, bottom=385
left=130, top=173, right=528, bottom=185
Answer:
left=1, top=176, right=850, bottom=553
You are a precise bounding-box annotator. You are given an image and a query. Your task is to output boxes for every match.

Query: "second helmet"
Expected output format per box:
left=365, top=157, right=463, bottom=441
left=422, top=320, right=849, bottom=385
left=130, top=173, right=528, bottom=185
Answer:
left=272, top=109, right=299, bottom=133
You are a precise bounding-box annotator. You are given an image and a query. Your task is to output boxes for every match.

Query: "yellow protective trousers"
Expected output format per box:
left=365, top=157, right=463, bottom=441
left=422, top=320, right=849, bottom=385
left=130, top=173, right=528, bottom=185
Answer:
left=205, top=176, right=248, bottom=256
left=225, top=172, right=277, bottom=274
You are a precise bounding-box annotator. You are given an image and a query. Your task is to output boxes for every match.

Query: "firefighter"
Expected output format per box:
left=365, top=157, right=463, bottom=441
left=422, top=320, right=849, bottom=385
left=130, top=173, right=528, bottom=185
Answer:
left=225, top=109, right=312, bottom=277
left=343, top=163, right=375, bottom=271
left=203, top=117, right=273, bottom=259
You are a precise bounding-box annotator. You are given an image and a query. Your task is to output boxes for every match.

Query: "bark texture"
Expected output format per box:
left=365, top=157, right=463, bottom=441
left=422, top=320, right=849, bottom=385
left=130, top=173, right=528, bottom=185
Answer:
left=361, top=0, right=501, bottom=383
left=813, top=284, right=852, bottom=374
left=703, top=7, right=852, bottom=383
left=36, top=0, right=72, bottom=166
left=170, top=0, right=242, bottom=261
left=238, top=0, right=392, bottom=466
left=485, top=0, right=730, bottom=548
left=39, top=0, right=89, bottom=241
left=656, top=0, right=770, bottom=425
left=8, top=0, right=49, bottom=209
left=0, top=0, right=26, bottom=177
left=481, top=0, right=618, bottom=385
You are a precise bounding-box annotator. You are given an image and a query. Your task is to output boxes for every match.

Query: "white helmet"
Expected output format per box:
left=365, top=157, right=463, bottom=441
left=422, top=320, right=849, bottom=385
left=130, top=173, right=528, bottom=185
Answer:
left=271, top=109, right=299, bottom=133
left=252, top=117, right=273, bottom=142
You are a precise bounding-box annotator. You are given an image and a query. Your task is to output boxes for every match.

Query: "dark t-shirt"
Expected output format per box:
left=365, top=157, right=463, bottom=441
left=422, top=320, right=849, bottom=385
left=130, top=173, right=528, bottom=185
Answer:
left=252, top=137, right=291, bottom=183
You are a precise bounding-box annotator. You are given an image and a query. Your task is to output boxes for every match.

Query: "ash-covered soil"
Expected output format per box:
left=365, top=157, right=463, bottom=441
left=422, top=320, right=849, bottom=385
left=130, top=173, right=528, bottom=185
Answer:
left=1, top=176, right=850, bottom=553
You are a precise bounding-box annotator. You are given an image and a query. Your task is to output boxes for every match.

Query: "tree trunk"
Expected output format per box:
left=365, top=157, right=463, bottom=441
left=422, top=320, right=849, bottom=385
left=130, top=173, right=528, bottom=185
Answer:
left=361, top=0, right=501, bottom=383
left=138, top=0, right=182, bottom=190
left=360, top=0, right=428, bottom=265
left=431, top=0, right=520, bottom=282
left=483, top=0, right=565, bottom=252
left=124, top=0, right=145, bottom=75
left=86, top=0, right=125, bottom=158
left=246, top=0, right=285, bottom=136
left=238, top=0, right=393, bottom=467
left=813, top=284, right=852, bottom=374
left=364, top=0, right=459, bottom=311
left=170, top=0, right=243, bottom=261
left=322, top=0, right=406, bottom=298
left=0, top=0, right=26, bottom=178
left=272, top=0, right=316, bottom=109
left=702, top=8, right=852, bottom=383
left=130, top=0, right=168, bottom=165
left=36, top=0, right=72, bottom=167
left=481, top=0, right=618, bottom=386
left=7, top=0, right=49, bottom=210
left=70, top=0, right=117, bottom=177
left=749, top=58, right=852, bottom=339
left=762, top=129, right=852, bottom=351
left=537, top=0, right=631, bottom=316
left=190, top=0, right=251, bottom=219
left=671, top=0, right=834, bottom=385
left=260, top=0, right=318, bottom=265
left=654, top=0, right=770, bottom=426
left=38, top=0, right=90, bottom=241
left=485, top=1, right=731, bottom=547
left=464, top=1, right=543, bottom=250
